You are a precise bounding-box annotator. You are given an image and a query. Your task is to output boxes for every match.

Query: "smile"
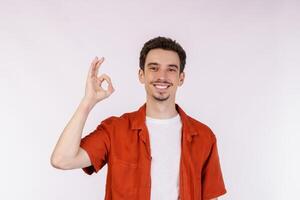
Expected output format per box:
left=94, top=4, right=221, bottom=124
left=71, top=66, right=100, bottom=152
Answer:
left=153, top=84, right=170, bottom=89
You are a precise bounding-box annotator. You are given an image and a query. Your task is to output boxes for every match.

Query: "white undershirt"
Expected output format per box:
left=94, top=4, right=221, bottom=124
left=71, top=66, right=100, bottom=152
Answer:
left=146, top=114, right=182, bottom=200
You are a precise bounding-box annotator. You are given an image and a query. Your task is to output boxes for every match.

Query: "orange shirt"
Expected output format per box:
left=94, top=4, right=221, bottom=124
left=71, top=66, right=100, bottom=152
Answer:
left=80, top=103, right=227, bottom=200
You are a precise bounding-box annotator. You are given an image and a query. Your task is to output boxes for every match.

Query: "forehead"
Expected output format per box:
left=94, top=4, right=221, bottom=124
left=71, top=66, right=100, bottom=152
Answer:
left=145, top=48, right=180, bottom=65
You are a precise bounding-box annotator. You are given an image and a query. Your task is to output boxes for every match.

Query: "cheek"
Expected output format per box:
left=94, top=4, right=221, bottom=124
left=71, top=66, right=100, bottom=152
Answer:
left=171, top=76, right=180, bottom=84
left=140, top=74, right=150, bottom=84
left=144, top=75, right=155, bottom=84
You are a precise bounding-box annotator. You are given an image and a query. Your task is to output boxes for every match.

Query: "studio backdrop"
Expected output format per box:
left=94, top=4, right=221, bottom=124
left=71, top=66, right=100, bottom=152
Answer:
left=0, top=0, right=299, bottom=199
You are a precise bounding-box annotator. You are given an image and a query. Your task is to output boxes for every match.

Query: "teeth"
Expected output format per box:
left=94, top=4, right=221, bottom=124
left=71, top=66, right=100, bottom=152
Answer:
left=154, top=85, right=168, bottom=89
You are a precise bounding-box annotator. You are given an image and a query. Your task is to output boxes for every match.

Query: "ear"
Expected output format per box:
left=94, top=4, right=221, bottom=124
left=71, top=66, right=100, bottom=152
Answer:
left=178, top=71, right=185, bottom=86
left=138, top=69, right=145, bottom=84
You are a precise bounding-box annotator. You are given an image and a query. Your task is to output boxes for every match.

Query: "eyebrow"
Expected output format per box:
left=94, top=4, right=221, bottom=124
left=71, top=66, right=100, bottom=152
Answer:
left=147, top=62, right=159, bottom=66
left=147, top=62, right=179, bottom=69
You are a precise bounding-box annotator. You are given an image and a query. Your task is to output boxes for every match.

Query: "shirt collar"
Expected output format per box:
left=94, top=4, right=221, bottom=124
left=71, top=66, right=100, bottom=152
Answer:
left=130, top=103, right=198, bottom=142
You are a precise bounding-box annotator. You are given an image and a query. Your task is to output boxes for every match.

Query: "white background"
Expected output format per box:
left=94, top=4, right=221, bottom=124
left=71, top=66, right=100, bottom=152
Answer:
left=0, top=0, right=299, bottom=199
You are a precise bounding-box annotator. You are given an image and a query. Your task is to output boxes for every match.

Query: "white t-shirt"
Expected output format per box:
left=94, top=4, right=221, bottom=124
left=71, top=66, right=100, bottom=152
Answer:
left=146, top=113, right=182, bottom=200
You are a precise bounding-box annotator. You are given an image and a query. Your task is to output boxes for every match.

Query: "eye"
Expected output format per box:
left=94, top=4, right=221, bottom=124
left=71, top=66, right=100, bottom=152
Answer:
left=168, top=68, right=177, bottom=72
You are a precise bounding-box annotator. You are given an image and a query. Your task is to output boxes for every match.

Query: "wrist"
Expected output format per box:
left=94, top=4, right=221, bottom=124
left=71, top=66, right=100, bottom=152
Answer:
left=79, top=98, right=95, bottom=112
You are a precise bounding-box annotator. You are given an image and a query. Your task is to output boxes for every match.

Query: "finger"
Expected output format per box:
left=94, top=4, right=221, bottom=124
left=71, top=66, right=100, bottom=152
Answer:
left=88, top=56, right=99, bottom=78
left=100, top=74, right=114, bottom=91
left=94, top=57, right=104, bottom=78
left=107, top=81, right=115, bottom=94
left=97, top=73, right=111, bottom=82
left=97, top=74, right=113, bottom=89
left=91, top=57, right=104, bottom=78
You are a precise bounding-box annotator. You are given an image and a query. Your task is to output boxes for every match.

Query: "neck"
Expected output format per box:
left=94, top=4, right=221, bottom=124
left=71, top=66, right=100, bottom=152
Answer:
left=145, top=99, right=178, bottom=119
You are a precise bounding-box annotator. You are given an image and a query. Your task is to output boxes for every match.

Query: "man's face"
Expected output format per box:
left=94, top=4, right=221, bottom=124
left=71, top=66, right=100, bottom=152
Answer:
left=139, top=48, right=185, bottom=102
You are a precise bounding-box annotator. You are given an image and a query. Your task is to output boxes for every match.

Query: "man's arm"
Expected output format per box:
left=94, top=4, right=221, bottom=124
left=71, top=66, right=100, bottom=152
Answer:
left=50, top=98, right=94, bottom=170
left=50, top=57, right=114, bottom=170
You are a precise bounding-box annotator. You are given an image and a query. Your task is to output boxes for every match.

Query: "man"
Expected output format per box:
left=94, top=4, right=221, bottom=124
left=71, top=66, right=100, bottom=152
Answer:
left=50, top=36, right=227, bottom=200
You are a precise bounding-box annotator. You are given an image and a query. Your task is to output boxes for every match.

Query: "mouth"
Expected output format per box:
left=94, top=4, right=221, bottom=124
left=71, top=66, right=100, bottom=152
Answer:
left=152, top=83, right=171, bottom=90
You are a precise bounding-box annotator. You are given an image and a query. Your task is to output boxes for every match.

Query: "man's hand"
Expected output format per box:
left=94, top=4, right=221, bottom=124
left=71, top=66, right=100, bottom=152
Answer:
left=50, top=56, right=115, bottom=170
left=83, top=56, right=115, bottom=106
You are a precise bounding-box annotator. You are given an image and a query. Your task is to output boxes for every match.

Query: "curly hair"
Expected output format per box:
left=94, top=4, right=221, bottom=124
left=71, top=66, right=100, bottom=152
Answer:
left=139, top=36, right=186, bottom=73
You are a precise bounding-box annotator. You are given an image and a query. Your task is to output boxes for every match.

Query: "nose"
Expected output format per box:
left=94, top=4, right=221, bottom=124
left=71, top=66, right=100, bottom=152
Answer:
left=156, top=68, right=168, bottom=80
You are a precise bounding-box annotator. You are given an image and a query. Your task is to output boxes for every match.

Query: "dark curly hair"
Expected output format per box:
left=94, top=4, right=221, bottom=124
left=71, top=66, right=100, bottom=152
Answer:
left=139, top=36, right=186, bottom=73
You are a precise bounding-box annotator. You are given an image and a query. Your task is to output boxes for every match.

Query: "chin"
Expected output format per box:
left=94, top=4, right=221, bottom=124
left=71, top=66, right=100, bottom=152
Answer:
left=152, top=94, right=170, bottom=102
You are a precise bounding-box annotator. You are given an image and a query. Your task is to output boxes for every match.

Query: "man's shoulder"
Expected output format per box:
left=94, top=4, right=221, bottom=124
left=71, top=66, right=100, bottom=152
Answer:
left=99, top=108, right=138, bottom=126
left=185, top=114, right=217, bottom=142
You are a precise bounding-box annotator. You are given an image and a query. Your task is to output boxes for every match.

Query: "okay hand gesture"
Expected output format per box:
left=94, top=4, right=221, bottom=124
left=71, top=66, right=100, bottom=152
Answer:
left=83, top=57, right=115, bottom=106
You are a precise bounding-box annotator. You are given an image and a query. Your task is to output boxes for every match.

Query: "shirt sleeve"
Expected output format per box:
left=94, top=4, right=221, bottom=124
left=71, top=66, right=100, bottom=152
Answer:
left=79, top=119, right=112, bottom=175
left=202, top=133, right=227, bottom=199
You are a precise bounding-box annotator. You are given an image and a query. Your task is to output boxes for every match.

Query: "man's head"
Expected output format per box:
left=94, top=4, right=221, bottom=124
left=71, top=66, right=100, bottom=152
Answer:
left=138, top=36, right=186, bottom=103
left=139, top=36, right=186, bottom=73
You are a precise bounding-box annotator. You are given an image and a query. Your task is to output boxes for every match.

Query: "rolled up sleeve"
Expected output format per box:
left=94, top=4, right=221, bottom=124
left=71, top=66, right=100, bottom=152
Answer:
left=79, top=118, right=112, bottom=175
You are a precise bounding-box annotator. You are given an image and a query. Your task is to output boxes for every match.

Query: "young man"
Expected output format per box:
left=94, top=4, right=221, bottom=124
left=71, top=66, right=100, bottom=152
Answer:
left=50, top=36, right=227, bottom=200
